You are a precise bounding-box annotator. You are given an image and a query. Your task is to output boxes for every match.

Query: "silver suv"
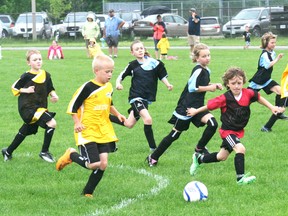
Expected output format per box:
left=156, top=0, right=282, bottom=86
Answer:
left=0, top=14, right=15, bottom=37
left=13, top=12, right=52, bottom=39
left=222, top=7, right=282, bottom=37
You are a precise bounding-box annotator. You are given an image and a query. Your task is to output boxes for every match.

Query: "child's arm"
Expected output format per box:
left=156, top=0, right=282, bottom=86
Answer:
left=110, top=106, right=126, bottom=122
left=19, top=86, right=35, bottom=94
left=50, top=90, right=59, bottom=103
left=197, top=83, right=223, bottom=92
left=269, top=53, right=284, bottom=68
left=161, top=77, right=173, bottom=91
left=115, top=74, right=124, bottom=90
left=72, top=113, right=85, bottom=133
left=186, top=105, right=208, bottom=116
left=258, top=96, right=285, bottom=115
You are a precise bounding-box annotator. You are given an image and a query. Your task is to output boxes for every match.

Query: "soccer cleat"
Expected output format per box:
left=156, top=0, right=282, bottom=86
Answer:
left=2, top=148, right=12, bottom=162
left=277, top=113, right=288, bottom=120
left=237, top=173, right=256, bottom=185
left=56, top=148, right=75, bottom=171
left=84, top=194, right=93, bottom=198
left=190, top=153, right=201, bottom=176
left=39, top=151, right=55, bottom=163
left=146, top=155, right=158, bottom=167
left=261, top=126, right=272, bottom=132
left=195, top=147, right=210, bottom=155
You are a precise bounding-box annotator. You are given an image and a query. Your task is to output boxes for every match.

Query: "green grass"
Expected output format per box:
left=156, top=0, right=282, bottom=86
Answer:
left=0, top=41, right=288, bottom=216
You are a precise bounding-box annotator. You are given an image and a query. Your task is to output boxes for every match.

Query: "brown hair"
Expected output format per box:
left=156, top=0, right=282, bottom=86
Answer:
left=222, top=67, right=246, bottom=89
left=130, top=40, right=144, bottom=51
left=26, top=49, right=41, bottom=61
left=261, top=32, right=277, bottom=49
left=192, top=43, right=209, bottom=63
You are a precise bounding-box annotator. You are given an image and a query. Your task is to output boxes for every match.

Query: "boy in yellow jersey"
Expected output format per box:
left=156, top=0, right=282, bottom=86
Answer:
left=2, top=50, right=59, bottom=163
left=56, top=54, right=126, bottom=197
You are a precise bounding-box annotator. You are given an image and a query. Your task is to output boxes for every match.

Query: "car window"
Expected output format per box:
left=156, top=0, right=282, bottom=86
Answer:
left=163, top=15, right=174, bottom=23
left=201, top=18, right=217, bottom=25
left=17, top=15, right=43, bottom=23
left=97, top=17, right=106, bottom=22
left=173, top=15, right=186, bottom=24
left=261, top=9, right=269, bottom=17
left=233, top=9, right=261, bottom=20
left=0, top=17, right=10, bottom=23
left=64, top=14, right=87, bottom=23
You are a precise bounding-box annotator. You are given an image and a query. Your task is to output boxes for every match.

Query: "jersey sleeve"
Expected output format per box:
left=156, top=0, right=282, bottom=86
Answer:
left=187, top=68, right=202, bottom=92
left=156, top=61, right=168, bottom=80
left=118, top=63, right=134, bottom=81
left=207, top=94, right=226, bottom=111
left=259, top=52, right=272, bottom=69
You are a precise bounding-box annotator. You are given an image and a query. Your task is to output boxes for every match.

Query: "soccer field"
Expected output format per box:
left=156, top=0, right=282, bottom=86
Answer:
left=0, top=44, right=287, bottom=216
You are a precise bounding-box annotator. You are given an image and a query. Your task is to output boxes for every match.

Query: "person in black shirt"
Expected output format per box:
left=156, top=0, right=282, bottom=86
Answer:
left=188, top=8, right=201, bottom=58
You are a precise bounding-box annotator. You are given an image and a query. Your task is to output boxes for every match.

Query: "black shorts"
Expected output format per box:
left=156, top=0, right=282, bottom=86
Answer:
left=220, top=134, right=241, bottom=153
left=19, top=111, right=56, bottom=136
left=78, top=142, right=117, bottom=163
left=168, top=111, right=210, bottom=131
left=128, top=99, right=149, bottom=120
left=250, top=80, right=279, bottom=95
left=106, top=35, right=119, bottom=47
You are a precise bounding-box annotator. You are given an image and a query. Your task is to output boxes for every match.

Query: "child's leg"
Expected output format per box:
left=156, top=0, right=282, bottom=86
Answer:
left=6, top=124, right=29, bottom=155
left=49, top=50, right=55, bottom=60
left=41, top=118, right=56, bottom=153
left=195, top=115, right=218, bottom=153
left=140, top=109, right=156, bottom=149
left=56, top=49, right=62, bottom=59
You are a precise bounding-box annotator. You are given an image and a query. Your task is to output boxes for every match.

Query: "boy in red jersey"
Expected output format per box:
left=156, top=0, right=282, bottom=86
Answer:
left=188, top=67, right=284, bottom=185
left=56, top=54, right=126, bottom=197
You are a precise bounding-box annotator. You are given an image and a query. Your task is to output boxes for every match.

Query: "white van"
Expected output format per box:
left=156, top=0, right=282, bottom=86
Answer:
left=13, top=12, right=52, bottom=39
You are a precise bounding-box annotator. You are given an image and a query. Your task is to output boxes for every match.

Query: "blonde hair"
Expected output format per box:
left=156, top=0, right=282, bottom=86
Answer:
left=192, top=43, right=209, bottom=63
left=222, top=67, right=246, bottom=89
left=261, top=32, right=277, bottom=49
left=26, top=49, right=41, bottom=61
left=92, top=54, right=114, bottom=71
left=130, top=40, right=144, bottom=51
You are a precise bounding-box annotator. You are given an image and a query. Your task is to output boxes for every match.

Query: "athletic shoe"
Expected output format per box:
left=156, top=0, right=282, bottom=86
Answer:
left=84, top=194, right=93, bottom=198
left=113, top=55, right=117, bottom=58
left=261, top=126, right=272, bottom=132
left=195, top=147, right=210, bottom=155
left=56, top=148, right=75, bottom=171
left=190, top=153, right=201, bottom=176
left=2, top=148, right=12, bottom=162
left=277, top=113, right=288, bottom=120
left=39, top=151, right=55, bottom=163
left=237, top=172, right=256, bottom=185
left=145, top=155, right=158, bottom=167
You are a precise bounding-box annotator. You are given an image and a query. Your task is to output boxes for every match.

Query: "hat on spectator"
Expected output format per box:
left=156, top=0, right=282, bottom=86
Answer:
left=87, top=14, right=94, bottom=21
left=109, top=9, right=114, bottom=13
left=190, top=8, right=196, bottom=12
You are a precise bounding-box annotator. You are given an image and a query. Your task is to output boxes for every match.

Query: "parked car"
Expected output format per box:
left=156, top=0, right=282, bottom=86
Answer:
left=0, top=14, right=15, bottom=37
left=0, top=20, right=10, bottom=38
left=13, top=12, right=52, bottom=39
left=222, top=7, right=283, bottom=37
left=115, top=11, right=142, bottom=37
left=62, top=11, right=96, bottom=38
left=95, top=14, right=108, bottom=37
left=133, top=13, right=188, bottom=37
left=0, top=20, right=3, bottom=38
left=201, top=16, right=222, bottom=36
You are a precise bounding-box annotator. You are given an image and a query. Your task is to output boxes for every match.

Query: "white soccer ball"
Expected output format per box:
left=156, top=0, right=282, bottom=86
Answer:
left=183, top=181, right=208, bottom=202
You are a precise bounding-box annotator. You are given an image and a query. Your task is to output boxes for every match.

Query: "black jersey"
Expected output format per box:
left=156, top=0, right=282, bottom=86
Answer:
left=174, top=64, right=210, bottom=118
left=118, top=57, right=168, bottom=102
left=11, top=70, right=55, bottom=123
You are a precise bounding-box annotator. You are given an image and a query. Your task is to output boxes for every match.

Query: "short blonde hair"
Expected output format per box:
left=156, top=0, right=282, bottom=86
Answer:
left=222, top=67, right=246, bottom=89
left=261, top=32, right=277, bottom=49
left=192, top=43, right=209, bottom=63
left=92, top=54, right=114, bottom=71
left=26, top=49, right=41, bottom=61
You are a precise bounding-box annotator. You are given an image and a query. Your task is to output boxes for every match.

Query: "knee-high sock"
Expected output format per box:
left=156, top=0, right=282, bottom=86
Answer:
left=200, top=152, right=219, bottom=164
left=234, top=153, right=245, bottom=181
left=82, top=169, right=105, bottom=195
left=41, top=127, right=55, bottom=152
left=151, top=130, right=181, bottom=160
left=7, top=132, right=26, bottom=155
left=196, top=117, right=218, bottom=149
left=70, top=152, right=88, bottom=168
left=144, top=124, right=156, bottom=149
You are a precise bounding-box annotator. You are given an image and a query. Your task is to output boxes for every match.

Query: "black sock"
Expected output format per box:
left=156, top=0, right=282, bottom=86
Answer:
left=70, top=152, right=88, bottom=168
left=109, top=114, right=125, bottom=126
left=151, top=130, right=181, bottom=160
left=144, top=124, right=156, bottom=149
left=196, top=117, right=217, bottom=149
left=234, top=153, right=245, bottom=181
left=264, top=114, right=278, bottom=129
left=201, top=152, right=219, bottom=164
left=7, top=132, right=26, bottom=155
left=41, top=127, right=55, bottom=152
left=82, top=169, right=105, bottom=195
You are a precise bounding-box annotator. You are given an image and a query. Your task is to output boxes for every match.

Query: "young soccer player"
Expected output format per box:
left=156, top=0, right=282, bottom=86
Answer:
left=248, top=32, right=288, bottom=132
left=188, top=67, right=284, bottom=185
left=146, top=43, right=222, bottom=167
left=242, top=25, right=251, bottom=49
left=112, top=40, right=173, bottom=151
left=56, top=54, right=126, bottom=197
left=2, top=49, right=59, bottom=163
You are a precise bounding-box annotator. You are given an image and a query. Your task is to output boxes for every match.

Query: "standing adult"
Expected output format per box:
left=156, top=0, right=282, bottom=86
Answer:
left=188, top=8, right=201, bottom=58
left=82, top=13, right=100, bottom=57
left=103, top=9, right=125, bottom=58
left=153, top=14, right=166, bottom=60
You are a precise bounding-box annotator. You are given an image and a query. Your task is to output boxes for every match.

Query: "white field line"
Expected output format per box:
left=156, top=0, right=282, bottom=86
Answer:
left=86, top=164, right=169, bottom=216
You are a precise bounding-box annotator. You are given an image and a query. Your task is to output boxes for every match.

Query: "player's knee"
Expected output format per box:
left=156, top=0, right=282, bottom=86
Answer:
left=143, top=117, right=152, bottom=125
left=99, top=160, right=108, bottom=170
left=235, top=143, right=245, bottom=154
left=46, top=118, right=57, bottom=128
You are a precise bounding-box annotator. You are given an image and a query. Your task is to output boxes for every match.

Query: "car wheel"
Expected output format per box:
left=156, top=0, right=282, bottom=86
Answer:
left=1, top=30, right=9, bottom=38
left=252, top=27, right=261, bottom=37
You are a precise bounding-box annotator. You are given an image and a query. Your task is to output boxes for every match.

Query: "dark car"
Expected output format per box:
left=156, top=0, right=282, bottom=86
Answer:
left=201, top=16, right=222, bottom=36
left=133, top=13, right=188, bottom=37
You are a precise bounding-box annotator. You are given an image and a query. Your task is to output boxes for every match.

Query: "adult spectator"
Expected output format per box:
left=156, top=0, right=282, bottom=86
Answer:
left=188, top=8, right=201, bottom=58
left=103, top=9, right=125, bottom=58
left=82, top=13, right=100, bottom=57
left=153, top=14, right=166, bottom=59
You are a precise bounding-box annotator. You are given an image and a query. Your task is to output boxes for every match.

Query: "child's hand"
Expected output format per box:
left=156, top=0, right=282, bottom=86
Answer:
left=50, top=95, right=59, bottom=103
left=116, top=84, right=123, bottom=90
left=167, top=84, right=173, bottom=91
left=277, top=53, right=284, bottom=60
left=25, top=86, right=35, bottom=93
left=117, top=114, right=127, bottom=123
left=216, top=83, right=223, bottom=90
left=273, top=106, right=285, bottom=115
left=74, top=122, right=85, bottom=133
left=186, top=107, right=197, bottom=116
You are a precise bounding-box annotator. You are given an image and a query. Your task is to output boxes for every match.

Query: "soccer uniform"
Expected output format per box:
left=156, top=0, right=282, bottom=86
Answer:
left=169, top=64, right=211, bottom=130
left=67, top=80, right=118, bottom=145
left=243, top=31, right=251, bottom=45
